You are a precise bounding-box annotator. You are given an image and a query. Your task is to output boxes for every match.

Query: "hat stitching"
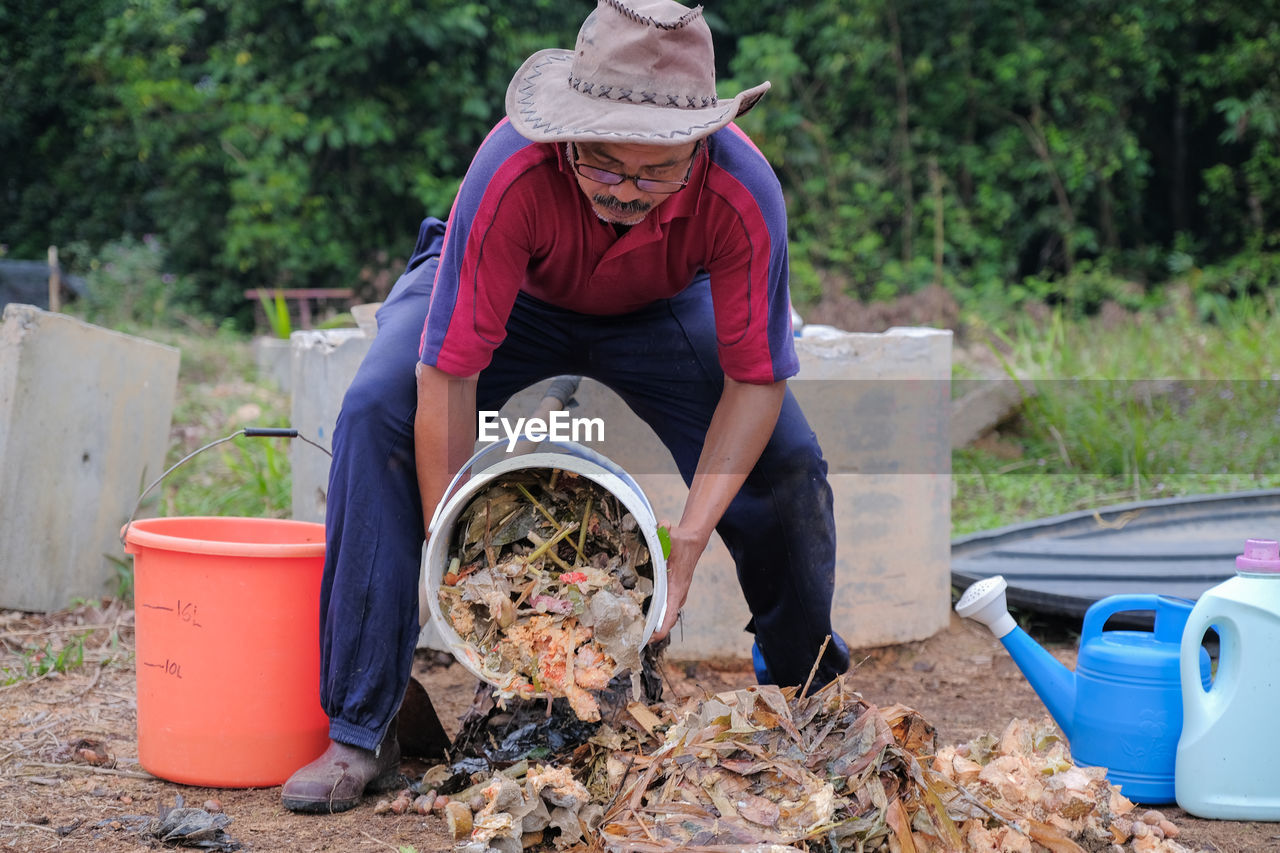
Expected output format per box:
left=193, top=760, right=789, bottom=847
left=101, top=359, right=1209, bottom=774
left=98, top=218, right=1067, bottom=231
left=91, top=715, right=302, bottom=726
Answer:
left=601, top=0, right=703, bottom=31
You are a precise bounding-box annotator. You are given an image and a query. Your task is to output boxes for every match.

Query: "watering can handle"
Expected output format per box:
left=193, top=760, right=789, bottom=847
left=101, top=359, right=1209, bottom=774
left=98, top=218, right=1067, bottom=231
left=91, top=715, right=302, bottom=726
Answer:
left=120, top=427, right=331, bottom=547
left=1080, top=594, right=1192, bottom=641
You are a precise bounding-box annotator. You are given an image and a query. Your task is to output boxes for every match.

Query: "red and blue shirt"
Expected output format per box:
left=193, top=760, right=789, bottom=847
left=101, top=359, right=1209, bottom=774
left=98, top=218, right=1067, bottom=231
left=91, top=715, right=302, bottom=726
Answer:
left=419, top=119, right=797, bottom=384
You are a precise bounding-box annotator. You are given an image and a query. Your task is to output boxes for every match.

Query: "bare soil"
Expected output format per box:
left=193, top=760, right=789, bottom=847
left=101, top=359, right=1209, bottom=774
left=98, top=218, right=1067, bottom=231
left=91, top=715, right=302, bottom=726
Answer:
left=2, top=602, right=1276, bottom=853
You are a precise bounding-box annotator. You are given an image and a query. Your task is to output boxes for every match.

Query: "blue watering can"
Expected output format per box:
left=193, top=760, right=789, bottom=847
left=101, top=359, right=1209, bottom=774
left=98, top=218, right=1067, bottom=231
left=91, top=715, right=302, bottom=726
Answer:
left=956, top=576, right=1210, bottom=804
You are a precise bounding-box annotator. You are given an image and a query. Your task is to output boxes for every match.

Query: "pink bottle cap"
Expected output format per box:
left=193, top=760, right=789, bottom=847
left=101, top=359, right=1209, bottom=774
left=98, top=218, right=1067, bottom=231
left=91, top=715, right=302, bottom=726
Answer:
left=1237, top=539, right=1280, bottom=573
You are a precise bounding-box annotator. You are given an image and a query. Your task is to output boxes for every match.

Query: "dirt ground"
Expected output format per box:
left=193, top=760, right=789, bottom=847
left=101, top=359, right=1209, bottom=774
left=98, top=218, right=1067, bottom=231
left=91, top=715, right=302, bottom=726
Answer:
left=2, top=601, right=1277, bottom=853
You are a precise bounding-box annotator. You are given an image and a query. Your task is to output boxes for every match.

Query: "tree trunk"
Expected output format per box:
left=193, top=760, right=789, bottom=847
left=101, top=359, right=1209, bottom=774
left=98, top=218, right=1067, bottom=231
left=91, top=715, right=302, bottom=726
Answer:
left=47, top=246, right=62, bottom=313
left=929, top=157, right=945, bottom=287
left=1014, top=106, right=1076, bottom=272
left=960, top=0, right=976, bottom=206
left=1100, top=177, right=1117, bottom=252
left=1172, top=88, right=1189, bottom=234
left=886, top=0, right=914, bottom=263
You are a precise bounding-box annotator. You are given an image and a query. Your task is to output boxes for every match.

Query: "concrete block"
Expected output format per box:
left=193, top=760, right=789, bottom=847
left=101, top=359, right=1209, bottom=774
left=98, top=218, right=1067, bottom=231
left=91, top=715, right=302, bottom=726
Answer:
left=0, top=304, right=179, bottom=611
left=950, top=368, right=1035, bottom=448
left=800, top=327, right=953, bottom=650
left=253, top=336, right=293, bottom=394
left=290, top=324, right=953, bottom=659
left=289, top=329, right=371, bottom=523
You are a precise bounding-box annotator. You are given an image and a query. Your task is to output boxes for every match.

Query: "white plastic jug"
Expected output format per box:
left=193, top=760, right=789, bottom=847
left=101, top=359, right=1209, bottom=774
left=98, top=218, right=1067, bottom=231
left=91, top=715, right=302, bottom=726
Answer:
left=1176, top=538, right=1280, bottom=820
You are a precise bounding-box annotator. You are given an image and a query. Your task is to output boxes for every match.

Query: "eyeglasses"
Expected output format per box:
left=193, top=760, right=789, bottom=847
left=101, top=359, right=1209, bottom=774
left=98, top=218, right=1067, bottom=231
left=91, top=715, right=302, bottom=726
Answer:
left=570, top=142, right=700, bottom=194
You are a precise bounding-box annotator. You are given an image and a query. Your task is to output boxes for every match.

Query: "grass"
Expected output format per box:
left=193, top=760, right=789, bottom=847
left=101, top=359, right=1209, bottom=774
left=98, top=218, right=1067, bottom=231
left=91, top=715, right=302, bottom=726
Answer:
left=953, top=293, right=1280, bottom=535
left=254, top=288, right=294, bottom=339
left=139, top=322, right=294, bottom=520
left=0, top=598, right=136, bottom=686
left=0, top=634, right=87, bottom=686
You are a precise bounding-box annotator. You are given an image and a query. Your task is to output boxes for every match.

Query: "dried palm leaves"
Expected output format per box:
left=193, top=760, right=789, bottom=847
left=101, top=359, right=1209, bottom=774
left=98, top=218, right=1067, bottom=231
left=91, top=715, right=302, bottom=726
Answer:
left=428, top=671, right=1190, bottom=852
left=594, top=680, right=1190, bottom=852
left=439, top=469, right=655, bottom=721
left=596, top=673, right=963, bottom=852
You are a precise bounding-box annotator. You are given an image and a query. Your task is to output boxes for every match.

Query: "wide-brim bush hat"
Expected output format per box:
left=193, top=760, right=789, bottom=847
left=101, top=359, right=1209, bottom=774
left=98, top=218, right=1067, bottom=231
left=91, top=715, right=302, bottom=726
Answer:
left=506, top=0, right=770, bottom=146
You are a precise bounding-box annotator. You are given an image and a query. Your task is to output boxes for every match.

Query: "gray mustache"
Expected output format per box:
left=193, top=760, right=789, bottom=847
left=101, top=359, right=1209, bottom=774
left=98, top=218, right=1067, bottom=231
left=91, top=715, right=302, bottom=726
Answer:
left=593, top=194, right=652, bottom=216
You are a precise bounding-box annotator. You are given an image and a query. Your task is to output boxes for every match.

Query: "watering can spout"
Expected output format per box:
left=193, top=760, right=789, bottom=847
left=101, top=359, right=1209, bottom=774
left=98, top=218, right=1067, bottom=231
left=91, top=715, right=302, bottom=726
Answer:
left=956, top=576, right=1078, bottom=737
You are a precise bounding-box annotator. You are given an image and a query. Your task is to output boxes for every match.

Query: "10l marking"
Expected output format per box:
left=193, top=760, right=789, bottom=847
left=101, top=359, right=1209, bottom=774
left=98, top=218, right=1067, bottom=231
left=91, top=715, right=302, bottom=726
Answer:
left=144, top=658, right=183, bottom=679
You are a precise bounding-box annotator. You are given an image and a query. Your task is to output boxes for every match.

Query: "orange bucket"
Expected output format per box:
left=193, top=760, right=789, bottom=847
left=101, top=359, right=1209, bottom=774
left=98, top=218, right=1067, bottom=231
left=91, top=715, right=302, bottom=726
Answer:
left=123, top=516, right=330, bottom=787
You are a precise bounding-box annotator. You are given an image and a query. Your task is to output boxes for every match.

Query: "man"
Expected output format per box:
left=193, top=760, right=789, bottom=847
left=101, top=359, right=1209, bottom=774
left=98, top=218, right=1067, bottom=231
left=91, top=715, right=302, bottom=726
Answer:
left=282, top=0, right=851, bottom=814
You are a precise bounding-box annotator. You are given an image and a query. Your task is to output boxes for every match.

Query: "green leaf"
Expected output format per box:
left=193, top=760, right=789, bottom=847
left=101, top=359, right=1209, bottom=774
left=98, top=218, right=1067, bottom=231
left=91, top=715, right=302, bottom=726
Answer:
left=657, top=524, right=672, bottom=561
left=255, top=289, right=292, bottom=339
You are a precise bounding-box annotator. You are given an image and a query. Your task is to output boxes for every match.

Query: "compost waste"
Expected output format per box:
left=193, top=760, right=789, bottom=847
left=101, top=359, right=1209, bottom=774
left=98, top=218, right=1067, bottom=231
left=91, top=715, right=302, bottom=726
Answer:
left=3, top=601, right=1275, bottom=851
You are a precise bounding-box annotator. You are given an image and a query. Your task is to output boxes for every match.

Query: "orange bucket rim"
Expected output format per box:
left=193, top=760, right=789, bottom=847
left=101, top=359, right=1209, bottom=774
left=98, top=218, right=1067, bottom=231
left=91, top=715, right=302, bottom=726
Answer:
left=122, top=516, right=325, bottom=558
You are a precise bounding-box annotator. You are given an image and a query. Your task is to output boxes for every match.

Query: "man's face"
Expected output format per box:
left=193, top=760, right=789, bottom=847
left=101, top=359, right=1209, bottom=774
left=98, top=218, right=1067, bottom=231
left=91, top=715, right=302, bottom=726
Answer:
left=570, top=140, right=700, bottom=226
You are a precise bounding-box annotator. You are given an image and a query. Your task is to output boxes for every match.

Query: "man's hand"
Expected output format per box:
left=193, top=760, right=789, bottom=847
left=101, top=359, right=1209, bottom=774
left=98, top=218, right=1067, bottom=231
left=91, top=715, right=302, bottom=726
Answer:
left=650, top=522, right=711, bottom=642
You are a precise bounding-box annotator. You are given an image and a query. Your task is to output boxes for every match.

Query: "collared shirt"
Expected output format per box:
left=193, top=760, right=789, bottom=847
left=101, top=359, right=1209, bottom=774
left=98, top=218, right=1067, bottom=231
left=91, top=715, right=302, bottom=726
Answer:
left=419, top=119, right=797, bottom=384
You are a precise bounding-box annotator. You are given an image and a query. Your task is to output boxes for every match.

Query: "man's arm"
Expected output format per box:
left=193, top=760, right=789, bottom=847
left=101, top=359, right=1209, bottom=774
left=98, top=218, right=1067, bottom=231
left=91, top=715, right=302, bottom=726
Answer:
left=649, top=375, right=786, bottom=642
left=415, top=363, right=479, bottom=535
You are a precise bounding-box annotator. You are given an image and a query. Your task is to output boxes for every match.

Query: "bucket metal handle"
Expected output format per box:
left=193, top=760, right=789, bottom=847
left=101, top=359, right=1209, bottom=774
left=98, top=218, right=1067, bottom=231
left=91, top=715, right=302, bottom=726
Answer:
left=120, top=427, right=331, bottom=547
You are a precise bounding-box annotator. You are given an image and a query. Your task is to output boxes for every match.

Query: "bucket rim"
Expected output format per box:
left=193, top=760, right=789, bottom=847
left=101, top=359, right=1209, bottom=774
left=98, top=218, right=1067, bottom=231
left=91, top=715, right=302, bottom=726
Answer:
left=122, top=516, right=326, bottom=558
left=421, top=448, right=667, bottom=689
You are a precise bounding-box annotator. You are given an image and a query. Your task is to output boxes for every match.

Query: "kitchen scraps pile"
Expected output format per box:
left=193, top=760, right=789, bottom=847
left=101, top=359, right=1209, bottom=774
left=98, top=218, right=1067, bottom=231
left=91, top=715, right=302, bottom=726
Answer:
left=401, top=672, right=1190, bottom=853
left=932, top=718, right=1187, bottom=851
left=437, top=468, right=656, bottom=723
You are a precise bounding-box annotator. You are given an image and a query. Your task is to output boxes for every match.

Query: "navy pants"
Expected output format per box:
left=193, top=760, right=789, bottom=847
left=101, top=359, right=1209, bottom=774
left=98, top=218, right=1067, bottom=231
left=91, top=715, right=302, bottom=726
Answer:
left=319, top=218, right=851, bottom=750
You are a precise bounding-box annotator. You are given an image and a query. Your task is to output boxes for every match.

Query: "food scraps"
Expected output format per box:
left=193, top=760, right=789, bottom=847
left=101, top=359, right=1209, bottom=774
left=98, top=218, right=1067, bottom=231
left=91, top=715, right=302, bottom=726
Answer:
left=933, top=718, right=1191, bottom=852
left=440, top=469, right=655, bottom=721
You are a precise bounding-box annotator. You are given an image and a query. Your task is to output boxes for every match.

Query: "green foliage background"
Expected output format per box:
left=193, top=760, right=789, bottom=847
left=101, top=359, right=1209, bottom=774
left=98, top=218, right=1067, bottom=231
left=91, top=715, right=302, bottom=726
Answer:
left=2, top=0, right=1277, bottom=321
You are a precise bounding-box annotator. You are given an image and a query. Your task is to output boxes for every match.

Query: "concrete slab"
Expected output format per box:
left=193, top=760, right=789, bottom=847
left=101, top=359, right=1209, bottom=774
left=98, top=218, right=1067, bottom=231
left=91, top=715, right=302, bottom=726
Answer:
left=288, top=329, right=369, bottom=523
left=0, top=304, right=179, bottom=611
left=253, top=336, right=293, bottom=394
left=950, top=373, right=1030, bottom=448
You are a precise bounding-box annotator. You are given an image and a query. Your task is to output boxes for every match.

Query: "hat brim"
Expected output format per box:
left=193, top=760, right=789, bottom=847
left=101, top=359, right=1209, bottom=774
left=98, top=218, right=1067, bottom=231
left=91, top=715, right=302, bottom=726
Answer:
left=506, top=50, right=770, bottom=146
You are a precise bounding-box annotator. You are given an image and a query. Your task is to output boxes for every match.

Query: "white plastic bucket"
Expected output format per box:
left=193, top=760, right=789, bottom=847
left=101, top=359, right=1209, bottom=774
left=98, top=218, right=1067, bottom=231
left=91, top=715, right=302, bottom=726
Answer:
left=420, top=441, right=667, bottom=688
